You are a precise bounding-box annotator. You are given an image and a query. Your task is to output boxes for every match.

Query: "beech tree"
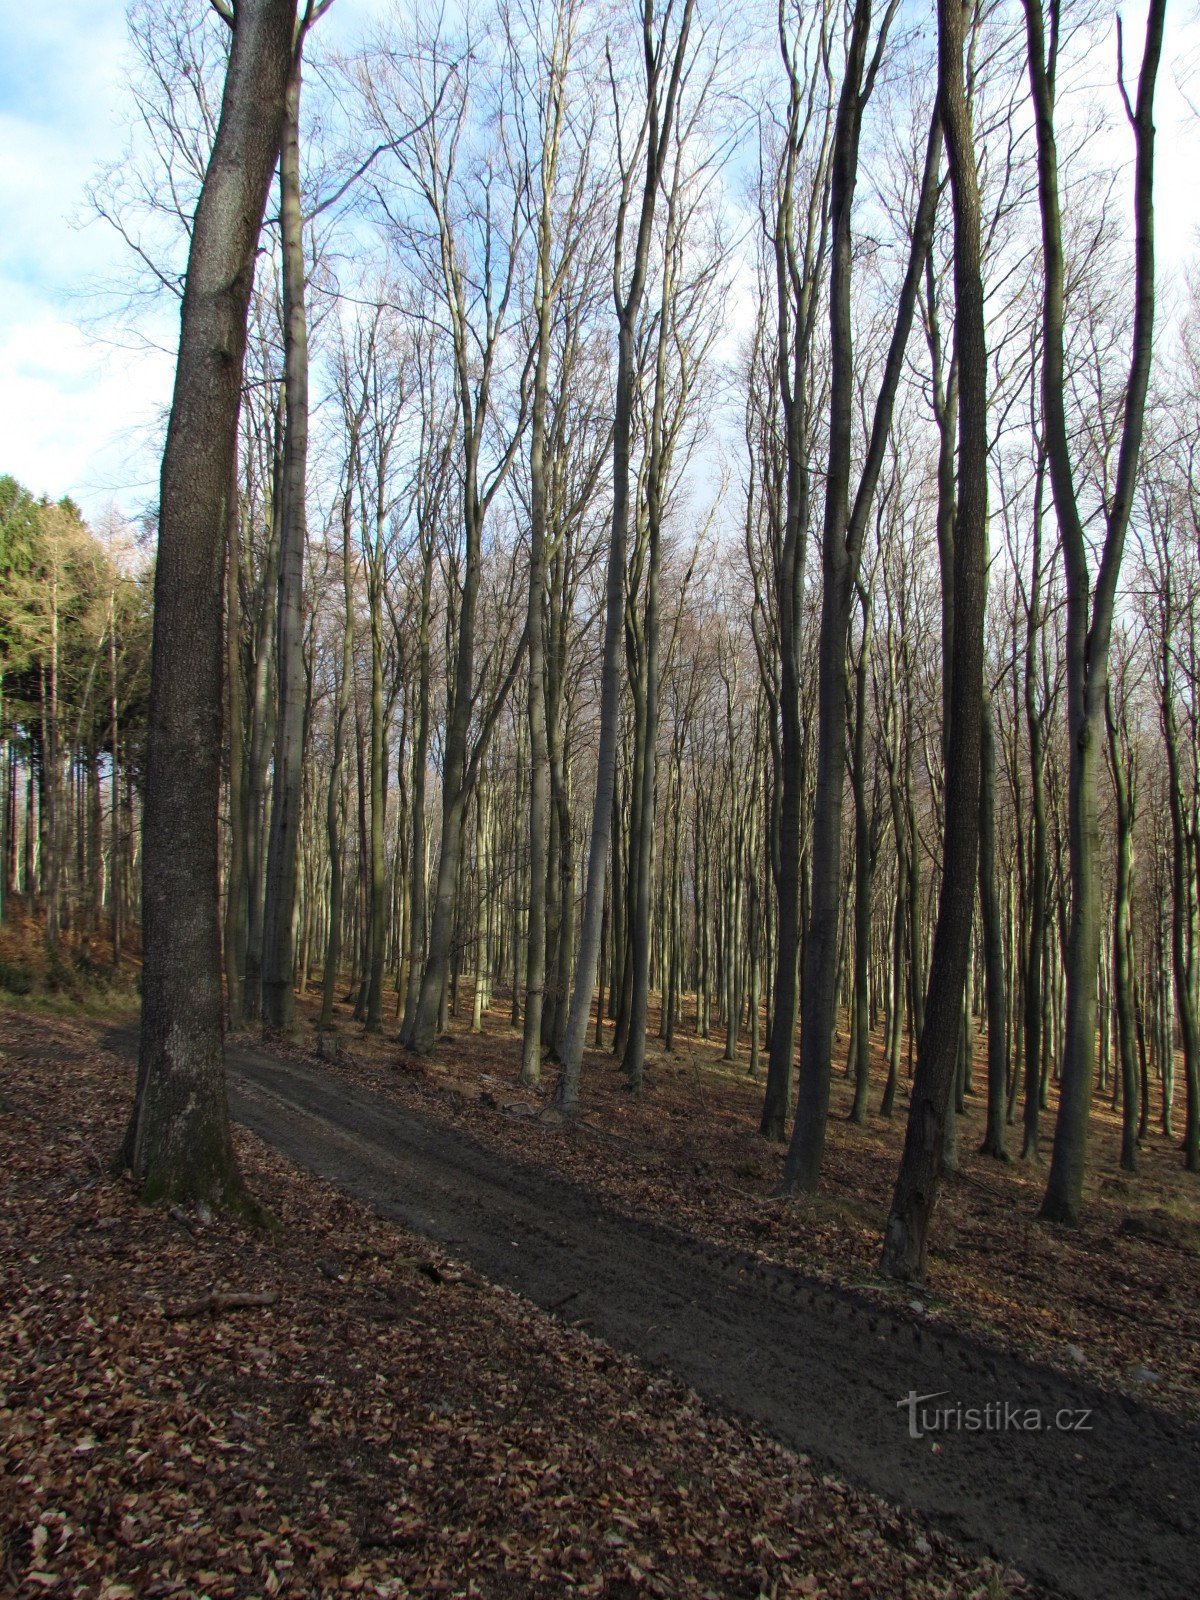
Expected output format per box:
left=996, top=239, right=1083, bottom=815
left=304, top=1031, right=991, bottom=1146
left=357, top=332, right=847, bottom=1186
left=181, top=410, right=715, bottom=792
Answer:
left=119, top=0, right=298, bottom=1207
left=1026, top=0, right=1165, bottom=1225
left=55, top=0, right=1199, bottom=1270
left=555, top=0, right=699, bottom=1111
left=261, top=0, right=333, bottom=1036
left=880, top=0, right=988, bottom=1279
left=784, top=0, right=942, bottom=1192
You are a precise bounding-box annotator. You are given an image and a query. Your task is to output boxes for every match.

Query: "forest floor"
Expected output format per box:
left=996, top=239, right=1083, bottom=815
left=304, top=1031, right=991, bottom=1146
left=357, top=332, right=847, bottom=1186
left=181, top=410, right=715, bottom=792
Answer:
left=0, top=1004, right=1041, bottom=1600
left=287, top=984, right=1200, bottom=1421
left=5, top=990, right=1200, bottom=1600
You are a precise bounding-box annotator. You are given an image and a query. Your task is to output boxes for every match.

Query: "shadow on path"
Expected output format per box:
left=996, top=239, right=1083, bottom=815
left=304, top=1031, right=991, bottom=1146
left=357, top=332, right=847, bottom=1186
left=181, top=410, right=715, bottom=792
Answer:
left=108, top=1026, right=1200, bottom=1600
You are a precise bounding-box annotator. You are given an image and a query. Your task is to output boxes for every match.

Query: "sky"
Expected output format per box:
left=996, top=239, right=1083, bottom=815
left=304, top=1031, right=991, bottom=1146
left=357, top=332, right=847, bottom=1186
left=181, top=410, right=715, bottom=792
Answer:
left=1, top=0, right=1198, bottom=529
left=0, top=1, right=174, bottom=521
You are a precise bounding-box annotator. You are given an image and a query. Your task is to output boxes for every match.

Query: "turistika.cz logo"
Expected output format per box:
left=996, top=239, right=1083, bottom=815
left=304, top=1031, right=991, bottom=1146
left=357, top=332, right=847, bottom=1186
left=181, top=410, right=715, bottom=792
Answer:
left=897, top=1390, right=1094, bottom=1440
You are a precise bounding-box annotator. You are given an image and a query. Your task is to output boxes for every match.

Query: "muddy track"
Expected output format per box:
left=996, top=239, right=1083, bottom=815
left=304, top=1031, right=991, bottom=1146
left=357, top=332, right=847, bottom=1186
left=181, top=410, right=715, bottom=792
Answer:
left=120, top=1032, right=1199, bottom=1599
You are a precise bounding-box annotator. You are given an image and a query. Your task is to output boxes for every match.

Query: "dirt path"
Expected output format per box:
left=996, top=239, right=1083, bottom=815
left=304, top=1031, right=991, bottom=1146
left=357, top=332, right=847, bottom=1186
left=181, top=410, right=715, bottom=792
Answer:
left=189, top=1038, right=1197, bottom=1599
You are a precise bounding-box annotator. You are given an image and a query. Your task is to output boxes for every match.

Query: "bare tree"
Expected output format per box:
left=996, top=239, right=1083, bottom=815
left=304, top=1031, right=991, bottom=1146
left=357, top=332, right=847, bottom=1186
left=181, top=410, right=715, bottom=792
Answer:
left=120, top=0, right=297, bottom=1207
left=784, top=0, right=942, bottom=1191
left=1025, top=0, right=1166, bottom=1225
left=879, top=0, right=988, bottom=1279
left=554, top=0, right=699, bottom=1112
left=261, top=0, right=333, bottom=1035
left=359, top=11, right=533, bottom=1055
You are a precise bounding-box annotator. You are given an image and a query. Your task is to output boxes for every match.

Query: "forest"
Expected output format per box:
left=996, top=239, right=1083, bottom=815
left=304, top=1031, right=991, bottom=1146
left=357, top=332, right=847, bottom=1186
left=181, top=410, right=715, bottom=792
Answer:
left=1, top=0, right=1199, bottom=1595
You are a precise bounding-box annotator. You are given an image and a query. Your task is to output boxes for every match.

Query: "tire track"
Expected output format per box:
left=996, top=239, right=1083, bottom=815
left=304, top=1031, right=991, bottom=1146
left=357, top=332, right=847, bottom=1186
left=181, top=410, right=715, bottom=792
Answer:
left=167, top=1037, right=1200, bottom=1599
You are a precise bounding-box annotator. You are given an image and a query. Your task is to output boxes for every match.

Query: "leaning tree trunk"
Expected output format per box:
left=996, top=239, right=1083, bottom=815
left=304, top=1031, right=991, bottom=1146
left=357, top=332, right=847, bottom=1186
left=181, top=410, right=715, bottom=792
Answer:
left=880, top=0, right=987, bottom=1279
left=1031, top=0, right=1163, bottom=1224
left=120, top=0, right=296, bottom=1207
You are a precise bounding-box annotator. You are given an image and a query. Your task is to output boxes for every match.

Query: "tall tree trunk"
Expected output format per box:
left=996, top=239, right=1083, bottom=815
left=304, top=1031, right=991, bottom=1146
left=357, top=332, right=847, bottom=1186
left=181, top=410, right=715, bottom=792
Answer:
left=1022, top=463, right=1048, bottom=1159
left=521, top=197, right=555, bottom=1083
left=319, top=445, right=358, bottom=1029
left=242, top=486, right=279, bottom=1021
left=979, top=683, right=1009, bottom=1158
left=402, top=532, right=434, bottom=1041
left=108, top=593, right=123, bottom=969
left=554, top=0, right=696, bottom=1112
left=1106, top=684, right=1139, bottom=1171
left=880, top=0, right=988, bottom=1278
left=262, top=30, right=312, bottom=1034
left=404, top=465, right=480, bottom=1052
left=1029, top=0, right=1164, bottom=1224
left=43, top=571, right=61, bottom=944
left=1159, top=627, right=1200, bottom=1171
left=848, top=591, right=873, bottom=1126
left=365, top=579, right=387, bottom=1032
left=785, top=85, right=941, bottom=1191
left=224, top=492, right=248, bottom=1023
left=120, top=0, right=296, bottom=1206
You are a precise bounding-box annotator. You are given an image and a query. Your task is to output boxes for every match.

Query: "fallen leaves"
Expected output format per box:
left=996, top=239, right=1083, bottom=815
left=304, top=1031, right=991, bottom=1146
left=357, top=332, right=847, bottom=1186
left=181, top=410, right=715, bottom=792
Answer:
left=297, top=998, right=1200, bottom=1417
left=0, top=1007, right=1035, bottom=1598
left=167, top=1290, right=280, bottom=1320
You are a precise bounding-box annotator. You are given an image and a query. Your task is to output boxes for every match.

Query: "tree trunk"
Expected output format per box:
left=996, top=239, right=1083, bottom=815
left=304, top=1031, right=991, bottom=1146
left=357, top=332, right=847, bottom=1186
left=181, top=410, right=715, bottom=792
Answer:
left=262, top=35, right=311, bottom=1035
left=121, top=0, right=296, bottom=1207
left=1029, top=0, right=1164, bottom=1224
left=880, top=0, right=988, bottom=1278
left=979, top=684, right=1009, bottom=1158
left=554, top=0, right=696, bottom=1111
left=1106, top=685, right=1139, bottom=1171
left=848, top=598, right=873, bottom=1126
left=785, top=84, right=941, bottom=1191
left=319, top=440, right=358, bottom=1029
left=1160, top=633, right=1200, bottom=1171
left=223, top=491, right=247, bottom=1024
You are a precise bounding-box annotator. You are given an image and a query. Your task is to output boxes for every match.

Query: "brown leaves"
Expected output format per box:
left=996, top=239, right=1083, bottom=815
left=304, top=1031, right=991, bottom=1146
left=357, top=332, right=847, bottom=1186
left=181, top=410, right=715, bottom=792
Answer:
left=301, top=1001, right=1200, bottom=1418
left=167, top=1290, right=280, bottom=1319
left=1, top=1008, right=1032, bottom=1599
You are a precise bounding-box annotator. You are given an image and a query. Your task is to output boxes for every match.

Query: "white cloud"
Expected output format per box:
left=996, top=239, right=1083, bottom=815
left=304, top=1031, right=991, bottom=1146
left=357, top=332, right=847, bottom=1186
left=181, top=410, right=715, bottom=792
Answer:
left=0, top=291, right=172, bottom=509
left=0, top=0, right=1197, bottom=530
left=0, top=0, right=173, bottom=521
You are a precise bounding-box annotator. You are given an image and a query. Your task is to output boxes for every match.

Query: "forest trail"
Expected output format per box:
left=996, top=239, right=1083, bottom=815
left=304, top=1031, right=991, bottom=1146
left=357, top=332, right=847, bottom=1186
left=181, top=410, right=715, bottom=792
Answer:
left=189, top=1035, right=1195, bottom=1600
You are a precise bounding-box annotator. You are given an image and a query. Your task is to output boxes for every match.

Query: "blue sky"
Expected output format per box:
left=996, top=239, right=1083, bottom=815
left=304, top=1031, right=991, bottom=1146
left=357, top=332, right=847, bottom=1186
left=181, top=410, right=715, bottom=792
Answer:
left=1, top=0, right=1197, bottom=527
left=0, top=1, right=176, bottom=519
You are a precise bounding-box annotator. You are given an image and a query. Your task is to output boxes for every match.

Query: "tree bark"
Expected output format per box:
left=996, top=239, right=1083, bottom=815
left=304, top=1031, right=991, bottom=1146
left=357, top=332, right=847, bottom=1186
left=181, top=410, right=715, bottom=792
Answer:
left=1030, top=0, right=1164, bottom=1224
left=121, top=0, right=297, bottom=1207
left=880, top=0, right=988, bottom=1278
left=979, top=683, right=1009, bottom=1159
left=555, top=0, right=696, bottom=1112
left=1106, top=683, right=1139, bottom=1171
left=785, top=82, right=942, bottom=1192
left=262, top=27, right=313, bottom=1035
